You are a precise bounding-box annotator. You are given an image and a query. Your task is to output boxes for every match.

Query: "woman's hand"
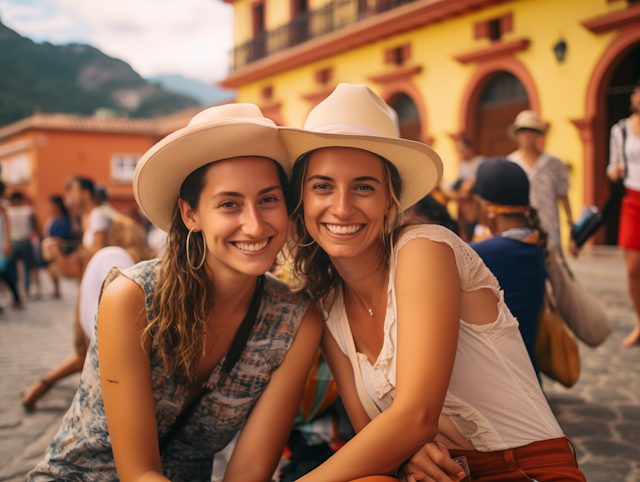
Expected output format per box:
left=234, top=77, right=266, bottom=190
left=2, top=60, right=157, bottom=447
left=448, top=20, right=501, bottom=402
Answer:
left=607, top=164, right=626, bottom=183
left=398, top=442, right=466, bottom=482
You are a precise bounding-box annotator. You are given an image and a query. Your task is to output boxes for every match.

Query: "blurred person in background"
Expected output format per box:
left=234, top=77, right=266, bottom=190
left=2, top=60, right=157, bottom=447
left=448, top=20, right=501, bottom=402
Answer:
left=22, top=200, right=150, bottom=409
left=42, top=177, right=110, bottom=278
left=608, top=78, right=640, bottom=347
left=404, top=194, right=459, bottom=235
left=469, top=159, right=547, bottom=376
left=94, top=183, right=122, bottom=220
left=0, top=182, right=21, bottom=310
left=7, top=191, right=42, bottom=299
left=440, top=138, right=485, bottom=241
left=506, top=111, right=578, bottom=256
left=23, top=177, right=112, bottom=409
left=42, top=196, right=76, bottom=298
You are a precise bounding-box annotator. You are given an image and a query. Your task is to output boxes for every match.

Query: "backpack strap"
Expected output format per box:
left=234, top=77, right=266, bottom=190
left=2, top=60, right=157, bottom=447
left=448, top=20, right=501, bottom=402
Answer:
left=620, top=119, right=628, bottom=177
left=158, top=274, right=265, bottom=453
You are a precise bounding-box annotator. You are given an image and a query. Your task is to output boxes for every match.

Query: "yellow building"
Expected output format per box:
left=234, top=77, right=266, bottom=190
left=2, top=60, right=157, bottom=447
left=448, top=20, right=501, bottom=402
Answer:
left=221, top=0, right=640, bottom=245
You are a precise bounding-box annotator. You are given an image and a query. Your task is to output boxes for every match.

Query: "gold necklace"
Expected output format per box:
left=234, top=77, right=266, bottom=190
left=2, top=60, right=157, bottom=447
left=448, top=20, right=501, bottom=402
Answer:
left=347, top=266, right=387, bottom=317
left=367, top=268, right=386, bottom=317
left=342, top=259, right=383, bottom=283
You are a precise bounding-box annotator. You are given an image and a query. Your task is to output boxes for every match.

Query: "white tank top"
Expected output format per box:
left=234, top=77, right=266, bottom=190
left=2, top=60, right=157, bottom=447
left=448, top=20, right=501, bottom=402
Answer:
left=323, top=224, right=563, bottom=452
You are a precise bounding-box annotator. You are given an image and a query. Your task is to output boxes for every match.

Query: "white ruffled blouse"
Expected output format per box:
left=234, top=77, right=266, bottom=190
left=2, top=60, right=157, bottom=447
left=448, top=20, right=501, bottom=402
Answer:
left=324, top=225, right=564, bottom=452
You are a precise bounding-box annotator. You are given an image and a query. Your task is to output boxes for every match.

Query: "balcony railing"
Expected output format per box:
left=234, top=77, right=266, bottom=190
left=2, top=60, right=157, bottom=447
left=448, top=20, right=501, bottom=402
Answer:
left=231, top=0, right=419, bottom=71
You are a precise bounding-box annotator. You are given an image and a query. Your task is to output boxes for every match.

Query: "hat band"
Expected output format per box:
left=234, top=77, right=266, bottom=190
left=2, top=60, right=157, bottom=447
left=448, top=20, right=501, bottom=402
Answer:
left=486, top=204, right=531, bottom=214
left=308, top=122, right=393, bottom=138
left=514, top=122, right=545, bottom=132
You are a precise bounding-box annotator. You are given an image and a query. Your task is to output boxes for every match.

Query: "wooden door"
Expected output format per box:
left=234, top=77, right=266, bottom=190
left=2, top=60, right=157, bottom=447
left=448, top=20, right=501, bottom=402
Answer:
left=390, top=93, right=421, bottom=142
left=475, top=72, right=529, bottom=158
left=477, top=100, right=529, bottom=157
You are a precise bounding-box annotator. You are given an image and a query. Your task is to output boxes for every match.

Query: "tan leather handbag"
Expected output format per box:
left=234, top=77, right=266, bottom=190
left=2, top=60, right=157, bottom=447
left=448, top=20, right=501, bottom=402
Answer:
left=534, top=283, right=581, bottom=388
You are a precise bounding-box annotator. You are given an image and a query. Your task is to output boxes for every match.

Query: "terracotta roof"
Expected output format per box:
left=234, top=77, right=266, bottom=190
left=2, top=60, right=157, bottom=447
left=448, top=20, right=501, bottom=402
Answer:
left=155, top=105, right=208, bottom=136
left=0, top=112, right=158, bottom=141
left=0, top=99, right=236, bottom=142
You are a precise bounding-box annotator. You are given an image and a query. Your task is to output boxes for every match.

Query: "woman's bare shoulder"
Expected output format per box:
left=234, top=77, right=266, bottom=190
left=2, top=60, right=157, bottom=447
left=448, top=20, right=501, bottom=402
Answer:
left=396, top=225, right=460, bottom=264
left=100, top=274, right=146, bottom=312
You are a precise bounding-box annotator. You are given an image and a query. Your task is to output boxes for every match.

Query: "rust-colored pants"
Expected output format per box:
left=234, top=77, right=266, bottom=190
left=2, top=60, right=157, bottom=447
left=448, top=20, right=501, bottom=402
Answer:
left=449, top=437, right=586, bottom=481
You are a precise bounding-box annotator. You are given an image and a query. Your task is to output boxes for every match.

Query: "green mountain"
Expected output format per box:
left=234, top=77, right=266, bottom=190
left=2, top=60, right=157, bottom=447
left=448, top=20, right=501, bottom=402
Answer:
left=0, top=19, right=199, bottom=127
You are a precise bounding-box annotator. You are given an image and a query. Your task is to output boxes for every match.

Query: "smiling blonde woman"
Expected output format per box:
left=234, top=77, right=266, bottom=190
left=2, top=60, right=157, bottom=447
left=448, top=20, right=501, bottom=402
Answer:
left=27, top=104, right=322, bottom=482
left=284, top=84, right=586, bottom=482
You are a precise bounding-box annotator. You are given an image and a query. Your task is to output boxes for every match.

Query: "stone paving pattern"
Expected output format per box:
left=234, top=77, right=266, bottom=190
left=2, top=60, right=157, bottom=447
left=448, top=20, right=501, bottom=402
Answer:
left=543, top=251, right=640, bottom=482
left=0, top=251, right=639, bottom=481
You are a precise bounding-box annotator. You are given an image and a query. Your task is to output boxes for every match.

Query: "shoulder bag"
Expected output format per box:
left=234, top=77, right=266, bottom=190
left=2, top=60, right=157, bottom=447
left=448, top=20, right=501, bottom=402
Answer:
left=158, top=275, right=265, bottom=454
left=534, top=281, right=581, bottom=388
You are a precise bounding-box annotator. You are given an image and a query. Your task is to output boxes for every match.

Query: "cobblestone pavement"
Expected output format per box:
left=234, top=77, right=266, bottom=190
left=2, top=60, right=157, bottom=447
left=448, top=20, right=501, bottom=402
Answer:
left=544, top=249, right=640, bottom=482
left=0, top=274, right=80, bottom=482
left=1, top=252, right=639, bottom=482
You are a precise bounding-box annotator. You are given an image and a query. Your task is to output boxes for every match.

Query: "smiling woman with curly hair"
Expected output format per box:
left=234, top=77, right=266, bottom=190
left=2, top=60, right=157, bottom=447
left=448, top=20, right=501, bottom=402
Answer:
left=27, top=104, right=322, bottom=482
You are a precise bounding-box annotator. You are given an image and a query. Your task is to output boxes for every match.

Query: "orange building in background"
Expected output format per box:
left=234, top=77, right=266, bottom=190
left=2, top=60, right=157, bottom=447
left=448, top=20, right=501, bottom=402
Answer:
left=0, top=107, right=205, bottom=228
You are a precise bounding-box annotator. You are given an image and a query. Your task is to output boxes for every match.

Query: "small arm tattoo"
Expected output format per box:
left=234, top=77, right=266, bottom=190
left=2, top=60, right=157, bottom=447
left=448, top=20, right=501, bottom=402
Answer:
left=106, top=379, right=120, bottom=384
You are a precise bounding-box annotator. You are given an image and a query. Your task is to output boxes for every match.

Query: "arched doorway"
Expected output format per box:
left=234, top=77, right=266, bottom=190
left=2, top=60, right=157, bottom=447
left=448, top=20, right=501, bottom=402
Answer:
left=475, top=71, right=529, bottom=157
left=601, top=44, right=640, bottom=245
left=389, top=93, right=421, bottom=141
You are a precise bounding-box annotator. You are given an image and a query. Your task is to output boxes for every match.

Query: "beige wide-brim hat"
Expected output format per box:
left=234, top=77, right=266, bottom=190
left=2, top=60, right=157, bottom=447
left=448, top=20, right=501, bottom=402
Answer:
left=507, top=110, right=547, bottom=140
left=279, top=83, right=443, bottom=210
left=134, top=103, right=290, bottom=232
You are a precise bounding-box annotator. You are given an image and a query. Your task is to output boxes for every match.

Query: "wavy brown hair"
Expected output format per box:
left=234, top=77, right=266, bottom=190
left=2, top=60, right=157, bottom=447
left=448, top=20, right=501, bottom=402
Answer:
left=288, top=150, right=404, bottom=301
left=143, top=160, right=290, bottom=384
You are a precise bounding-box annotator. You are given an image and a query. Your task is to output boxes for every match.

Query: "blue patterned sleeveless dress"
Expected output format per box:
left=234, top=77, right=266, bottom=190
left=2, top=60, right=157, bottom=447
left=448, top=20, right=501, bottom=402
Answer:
left=28, top=259, right=309, bottom=482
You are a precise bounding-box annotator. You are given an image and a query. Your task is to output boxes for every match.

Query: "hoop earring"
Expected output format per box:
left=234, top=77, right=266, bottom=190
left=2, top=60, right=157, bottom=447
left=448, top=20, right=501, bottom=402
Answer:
left=186, top=229, right=207, bottom=270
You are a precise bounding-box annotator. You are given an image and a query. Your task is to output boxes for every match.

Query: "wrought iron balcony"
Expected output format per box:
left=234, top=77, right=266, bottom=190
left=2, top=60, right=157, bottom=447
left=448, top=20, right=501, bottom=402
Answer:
left=231, top=0, right=419, bottom=71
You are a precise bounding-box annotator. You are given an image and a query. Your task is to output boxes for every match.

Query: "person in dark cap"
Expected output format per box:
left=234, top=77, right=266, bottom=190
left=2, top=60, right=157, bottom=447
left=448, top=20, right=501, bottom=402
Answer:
left=469, top=158, right=548, bottom=375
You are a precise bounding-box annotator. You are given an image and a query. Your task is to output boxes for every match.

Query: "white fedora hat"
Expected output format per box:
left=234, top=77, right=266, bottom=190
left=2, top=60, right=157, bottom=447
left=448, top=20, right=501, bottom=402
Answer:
left=279, top=83, right=443, bottom=210
left=507, top=110, right=547, bottom=140
left=134, top=103, right=290, bottom=232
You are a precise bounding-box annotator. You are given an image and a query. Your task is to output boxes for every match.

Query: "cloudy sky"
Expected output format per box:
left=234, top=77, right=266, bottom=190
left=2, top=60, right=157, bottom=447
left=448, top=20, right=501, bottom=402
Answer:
left=0, top=0, right=234, bottom=83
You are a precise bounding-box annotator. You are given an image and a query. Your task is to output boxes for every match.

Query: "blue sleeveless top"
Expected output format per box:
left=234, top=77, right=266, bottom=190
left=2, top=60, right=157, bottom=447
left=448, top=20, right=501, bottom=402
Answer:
left=28, top=259, right=309, bottom=482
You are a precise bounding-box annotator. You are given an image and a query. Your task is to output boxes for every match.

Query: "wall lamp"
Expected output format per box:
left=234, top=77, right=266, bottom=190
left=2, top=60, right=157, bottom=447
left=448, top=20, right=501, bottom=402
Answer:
left=553, top=38, right=567, bottom=63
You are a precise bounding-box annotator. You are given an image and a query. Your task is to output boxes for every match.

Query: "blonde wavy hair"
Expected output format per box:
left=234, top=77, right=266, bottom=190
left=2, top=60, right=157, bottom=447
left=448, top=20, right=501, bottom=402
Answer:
left=143, top=161, right=290, bottom=384
left=107, top=215, right=152, bottom=264
left=288, top=150, right=404, bottom=301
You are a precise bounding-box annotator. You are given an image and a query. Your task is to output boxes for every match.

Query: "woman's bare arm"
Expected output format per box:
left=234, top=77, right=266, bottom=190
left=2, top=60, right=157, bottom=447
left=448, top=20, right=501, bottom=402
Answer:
left=299, top=238, right=460, bottom=482
left=98, top=276, right=168, bottom=482
left=321, top=325, right=464, bottom=482
left=224, top=304, right=323, bottom=482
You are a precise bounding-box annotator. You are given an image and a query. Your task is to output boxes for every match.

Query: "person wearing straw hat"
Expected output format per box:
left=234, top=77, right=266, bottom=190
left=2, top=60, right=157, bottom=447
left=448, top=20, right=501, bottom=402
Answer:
left=28, top=104, right=322, bottom=482
left=283, top=83, right=585, bottom=482
left=506, top=110, right=578, bottom=256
